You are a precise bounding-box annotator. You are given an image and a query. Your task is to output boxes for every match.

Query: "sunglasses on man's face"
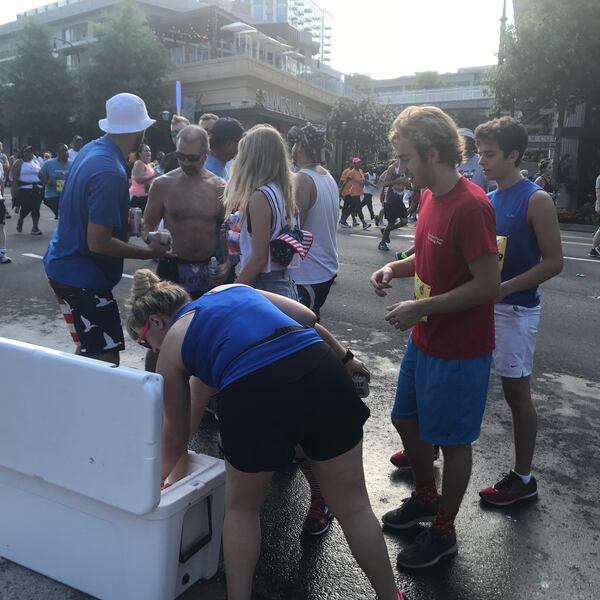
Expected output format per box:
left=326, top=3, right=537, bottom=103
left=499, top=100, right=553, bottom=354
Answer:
left=176, top=151, right=206, bottom=163
left=136, top=322, right=151, bottom=349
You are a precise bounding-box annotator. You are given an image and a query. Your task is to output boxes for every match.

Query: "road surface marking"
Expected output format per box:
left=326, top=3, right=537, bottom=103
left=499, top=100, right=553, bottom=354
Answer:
left=21, top=253, right=134, bottom=278
left=564, top=256, right=600, bottom=264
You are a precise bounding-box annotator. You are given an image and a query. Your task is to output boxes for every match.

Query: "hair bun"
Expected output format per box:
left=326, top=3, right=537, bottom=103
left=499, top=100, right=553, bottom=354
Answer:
left=131, top=268, right=160, bottom=300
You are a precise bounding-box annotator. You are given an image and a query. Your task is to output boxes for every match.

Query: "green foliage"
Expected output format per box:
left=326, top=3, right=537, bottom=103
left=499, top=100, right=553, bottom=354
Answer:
left=488, top=1, right=600, bottom=114
left=414, top=71, right=443, bottom=90
left=80, top=0, right=168, bottom=139
left=5, top=21, right=76, bottom=148
left=328, top=97, right=394, bottom=161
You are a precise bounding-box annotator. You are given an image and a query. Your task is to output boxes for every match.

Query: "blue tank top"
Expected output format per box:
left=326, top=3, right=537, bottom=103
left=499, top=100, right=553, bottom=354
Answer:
left=489, top=178, right=542, bottom=307
left=175, top=285, right=323, bottom=389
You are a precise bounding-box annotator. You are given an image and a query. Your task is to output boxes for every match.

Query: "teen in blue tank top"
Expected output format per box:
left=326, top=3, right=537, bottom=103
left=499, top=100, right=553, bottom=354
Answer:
left=489, top=177, right=542, bottom=307
left=126, top=270, right=405, bottom=600
left=476, top=117, right=563, bottom=508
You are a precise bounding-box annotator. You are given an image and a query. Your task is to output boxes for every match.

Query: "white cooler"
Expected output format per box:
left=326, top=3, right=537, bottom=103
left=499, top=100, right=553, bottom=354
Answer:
left=0, top=337, right=225, bottom=600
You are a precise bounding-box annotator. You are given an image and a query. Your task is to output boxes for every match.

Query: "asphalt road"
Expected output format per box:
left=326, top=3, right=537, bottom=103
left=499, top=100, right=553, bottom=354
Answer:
left=1, top=203, right=599, bottom=600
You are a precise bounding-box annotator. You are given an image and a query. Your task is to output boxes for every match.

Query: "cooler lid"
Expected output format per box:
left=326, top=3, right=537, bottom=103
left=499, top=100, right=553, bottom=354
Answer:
left=0, top=337, right=163, bottom=514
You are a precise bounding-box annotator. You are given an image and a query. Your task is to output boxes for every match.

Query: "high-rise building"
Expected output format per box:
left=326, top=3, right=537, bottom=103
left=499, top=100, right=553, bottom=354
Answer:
left=249, top=0, right=332, bottom=64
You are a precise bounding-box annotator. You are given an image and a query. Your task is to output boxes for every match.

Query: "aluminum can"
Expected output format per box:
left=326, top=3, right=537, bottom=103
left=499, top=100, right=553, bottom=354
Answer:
left=129, top=207, right=142, bottom=236
left=352, top=374, right=370, bottom=398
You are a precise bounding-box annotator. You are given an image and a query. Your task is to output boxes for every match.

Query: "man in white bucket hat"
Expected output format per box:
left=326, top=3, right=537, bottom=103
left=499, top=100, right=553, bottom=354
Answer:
left=44, top=93, right=169, bottom=365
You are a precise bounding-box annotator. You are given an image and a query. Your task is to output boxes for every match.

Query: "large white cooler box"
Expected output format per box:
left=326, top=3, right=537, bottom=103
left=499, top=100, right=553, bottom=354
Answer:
left=0, top=337, right=225, bottom=600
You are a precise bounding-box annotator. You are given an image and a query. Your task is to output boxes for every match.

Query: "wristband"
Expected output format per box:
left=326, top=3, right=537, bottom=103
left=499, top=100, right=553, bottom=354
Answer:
left=341, top=349, right=354, bottom=365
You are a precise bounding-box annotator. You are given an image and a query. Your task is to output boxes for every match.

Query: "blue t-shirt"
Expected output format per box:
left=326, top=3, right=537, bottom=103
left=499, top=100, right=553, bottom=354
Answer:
left=40, top=157, right=73, bottom=198
left=176, top=285, right=323, bottom=389
left=489, top=178, right=542, bottom=308
left=204, top=154, right=228, bottom=180
left=43, top=137, right=130, bottom=290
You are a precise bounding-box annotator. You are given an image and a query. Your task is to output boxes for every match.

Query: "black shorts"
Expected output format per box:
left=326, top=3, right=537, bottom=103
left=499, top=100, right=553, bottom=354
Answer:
left=0, top=199, right=6, bottom=225
left=296, top=276, right=336, bottom=320
left=217, top=343, right=370, bottom=472
left=130, top=195, right=148, bottom=212
left=156, top=257, right=235, bottom=300
left=49, top=280, right=125, bottom=356
left=384, top=201, right=407, bottom=222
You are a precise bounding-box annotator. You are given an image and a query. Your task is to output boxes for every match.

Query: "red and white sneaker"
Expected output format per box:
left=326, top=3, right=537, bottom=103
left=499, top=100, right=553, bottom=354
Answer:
left=390, top=446, right=441, bottom=471
left=302, top=495, right=334, bottom=536
left=479, top=471, right=538, bottom=506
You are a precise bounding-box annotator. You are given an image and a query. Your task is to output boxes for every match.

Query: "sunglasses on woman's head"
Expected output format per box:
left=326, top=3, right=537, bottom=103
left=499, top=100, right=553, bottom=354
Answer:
left=136, top=322, right=151, bottom=349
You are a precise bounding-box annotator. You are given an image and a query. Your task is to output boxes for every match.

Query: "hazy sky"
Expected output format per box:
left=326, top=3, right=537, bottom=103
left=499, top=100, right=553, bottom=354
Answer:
left=1, top=0, right=513, bottom=79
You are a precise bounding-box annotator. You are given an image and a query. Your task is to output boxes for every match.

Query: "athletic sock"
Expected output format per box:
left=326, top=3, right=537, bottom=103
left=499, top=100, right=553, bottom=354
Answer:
left=296, top=458, right=323, bottom=499
left=415, top=479, right=438, bottom=505
left=432, top=508, right=457, bottom=538
left=513, top=470, right=532, bottom=485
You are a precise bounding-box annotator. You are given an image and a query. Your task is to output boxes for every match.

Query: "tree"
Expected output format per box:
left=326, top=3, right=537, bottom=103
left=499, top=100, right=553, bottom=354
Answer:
left=328, top=97, right=394, bottom=165
left=4, top=21, right=76, bottom=149
left=487, top=0, right=600, bottom=189
left=414, top=71, right=443, bottom=90
left=80, top=0, right=168, bottom=143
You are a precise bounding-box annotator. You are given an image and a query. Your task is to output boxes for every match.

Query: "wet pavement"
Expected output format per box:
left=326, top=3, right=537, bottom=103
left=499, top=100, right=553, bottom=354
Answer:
left=1, top=204, right=599, bottom=600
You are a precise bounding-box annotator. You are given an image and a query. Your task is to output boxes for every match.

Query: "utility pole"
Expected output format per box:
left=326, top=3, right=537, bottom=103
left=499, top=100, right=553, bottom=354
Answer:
left=498, top=0, right=507, bottom=66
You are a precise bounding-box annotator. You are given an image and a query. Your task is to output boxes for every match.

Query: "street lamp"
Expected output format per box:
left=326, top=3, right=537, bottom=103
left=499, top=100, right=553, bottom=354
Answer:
left=51, top=38, right=81, bottom=65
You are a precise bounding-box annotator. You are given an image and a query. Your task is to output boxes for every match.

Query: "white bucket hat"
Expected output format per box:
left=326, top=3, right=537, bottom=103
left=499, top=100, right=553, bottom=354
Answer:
left=98, top=93, right=156, bottom=134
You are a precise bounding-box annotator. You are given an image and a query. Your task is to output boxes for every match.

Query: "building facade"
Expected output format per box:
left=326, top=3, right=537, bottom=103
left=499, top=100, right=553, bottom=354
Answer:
left=0, top=0, right=341, bottom=146
left=248, top=0, right=332, bottom=65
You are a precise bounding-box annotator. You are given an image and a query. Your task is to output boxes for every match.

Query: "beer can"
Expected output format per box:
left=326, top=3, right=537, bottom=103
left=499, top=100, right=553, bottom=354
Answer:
left=352, top=373, right=370, bottom=398
left=146, top=229, right=172, bottom=246
left=129, top=207, right=142, bottom=236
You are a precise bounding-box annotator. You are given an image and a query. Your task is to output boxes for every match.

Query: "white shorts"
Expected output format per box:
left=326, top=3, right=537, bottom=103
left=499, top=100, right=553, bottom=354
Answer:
left=493, top=303, right=541, bottom=378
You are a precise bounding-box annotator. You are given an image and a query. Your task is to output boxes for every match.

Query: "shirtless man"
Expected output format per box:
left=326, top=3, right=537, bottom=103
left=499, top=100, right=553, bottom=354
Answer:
left=143, top=124, right=232, bottom=297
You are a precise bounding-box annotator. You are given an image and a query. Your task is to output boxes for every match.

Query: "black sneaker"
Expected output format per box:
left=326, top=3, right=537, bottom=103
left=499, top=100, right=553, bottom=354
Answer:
left=589, top=247, right=600, bottom=258
left=382, top=493, right=438, bottom=529
left=16, top=219, right=23, bottom=233
left=397, top=528, right=458, bottom=569
left=31, top=227, right=42, bottom=236
left=302, top=495, right=334, bottom=536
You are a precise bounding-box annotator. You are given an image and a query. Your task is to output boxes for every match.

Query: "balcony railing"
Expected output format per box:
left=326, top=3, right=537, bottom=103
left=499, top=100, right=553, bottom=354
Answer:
left=374, top=86, right=492, bottom=105
left=168, top=40, right=343, bottom=95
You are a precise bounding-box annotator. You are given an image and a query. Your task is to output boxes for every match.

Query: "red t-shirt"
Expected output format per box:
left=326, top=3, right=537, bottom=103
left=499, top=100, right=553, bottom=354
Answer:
left=412, top=177, right=497, bottom=359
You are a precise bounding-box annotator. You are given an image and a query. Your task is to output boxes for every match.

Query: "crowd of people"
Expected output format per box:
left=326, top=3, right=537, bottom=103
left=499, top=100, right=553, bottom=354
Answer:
left=1, top=90, right=575, bottom=599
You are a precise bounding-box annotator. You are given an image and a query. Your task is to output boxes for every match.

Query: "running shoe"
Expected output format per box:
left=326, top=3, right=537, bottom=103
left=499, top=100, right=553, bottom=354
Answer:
left=352, top=221, right=360, bottom=227
left=378, top=241, right=390, bottom=251
left=589, top=247, right=600, bottom=258
left=395, top=251, right=409, bottom=260
left=381, top=493, right=438, bottom=530
left=0, top=254, right=11, bottom=264
left=31, top=227, right=42, bottom=235
left=4, top=212, right=10, bottom=219
left=302, top=495, right=334, bottom=536
left=396, top=528, right=458, bottom=569
left=390, top=446, right=440, bottom=471
left=363, top=222, right=372, bottom=230
left=339, top=222, right=350, bottom=228
left=16, top=219, right=23, bottom=233
left=479, top=471, right=538, bottom=506
left=375, top=216, right=381, bottom=226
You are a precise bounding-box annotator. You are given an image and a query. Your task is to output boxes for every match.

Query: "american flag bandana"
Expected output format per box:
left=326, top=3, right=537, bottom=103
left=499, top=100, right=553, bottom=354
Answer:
left=276, top=228, right=313, bottom=259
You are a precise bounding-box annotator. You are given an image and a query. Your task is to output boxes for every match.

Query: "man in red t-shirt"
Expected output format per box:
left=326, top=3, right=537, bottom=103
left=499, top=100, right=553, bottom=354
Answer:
left=370, top=106, right=500, bottom=569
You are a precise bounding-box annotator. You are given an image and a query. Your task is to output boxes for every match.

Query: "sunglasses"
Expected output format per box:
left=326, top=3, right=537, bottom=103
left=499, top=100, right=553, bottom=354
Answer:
left=136, top=322, right=151, bottom=349
left=176, top=151, right=206, bottom=163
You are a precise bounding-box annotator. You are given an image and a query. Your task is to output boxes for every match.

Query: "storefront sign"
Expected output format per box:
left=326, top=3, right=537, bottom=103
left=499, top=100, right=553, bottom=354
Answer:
left=256, top=89, right=306, bottom=119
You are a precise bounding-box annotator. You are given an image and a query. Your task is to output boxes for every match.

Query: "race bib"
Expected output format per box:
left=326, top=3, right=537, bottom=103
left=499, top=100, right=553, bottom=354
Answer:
left=413, top=273, right=431, bottom=322
left=56, top=179, right=64, bottom=193
left=496, top=235, right=507, bottom=271
left=177, top=262, right=210, bottom=294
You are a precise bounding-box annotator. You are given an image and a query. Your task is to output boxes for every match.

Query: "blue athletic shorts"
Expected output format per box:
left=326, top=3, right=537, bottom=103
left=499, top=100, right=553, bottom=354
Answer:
left=391, top=336, right=492, bottom=445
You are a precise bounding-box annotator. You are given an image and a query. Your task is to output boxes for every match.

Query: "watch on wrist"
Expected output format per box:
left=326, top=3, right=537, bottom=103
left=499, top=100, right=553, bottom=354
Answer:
left=341, top=349, right=354, bottom=365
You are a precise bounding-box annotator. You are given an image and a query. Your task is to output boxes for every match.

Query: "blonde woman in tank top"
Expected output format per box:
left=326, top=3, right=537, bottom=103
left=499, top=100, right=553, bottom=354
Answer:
left=224, top=124, right=300, bottom=300
left=288, top=123, right=339, bottom=321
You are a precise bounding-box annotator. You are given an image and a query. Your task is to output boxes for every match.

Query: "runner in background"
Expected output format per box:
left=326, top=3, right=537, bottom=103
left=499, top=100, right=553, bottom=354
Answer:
left=457, top=127, right=489, bottom=192
left=339, top=157, right=370, bottom=229
left=361, top=164, right=378, bottom=222
left=39, top=143, right=73, bottom=220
